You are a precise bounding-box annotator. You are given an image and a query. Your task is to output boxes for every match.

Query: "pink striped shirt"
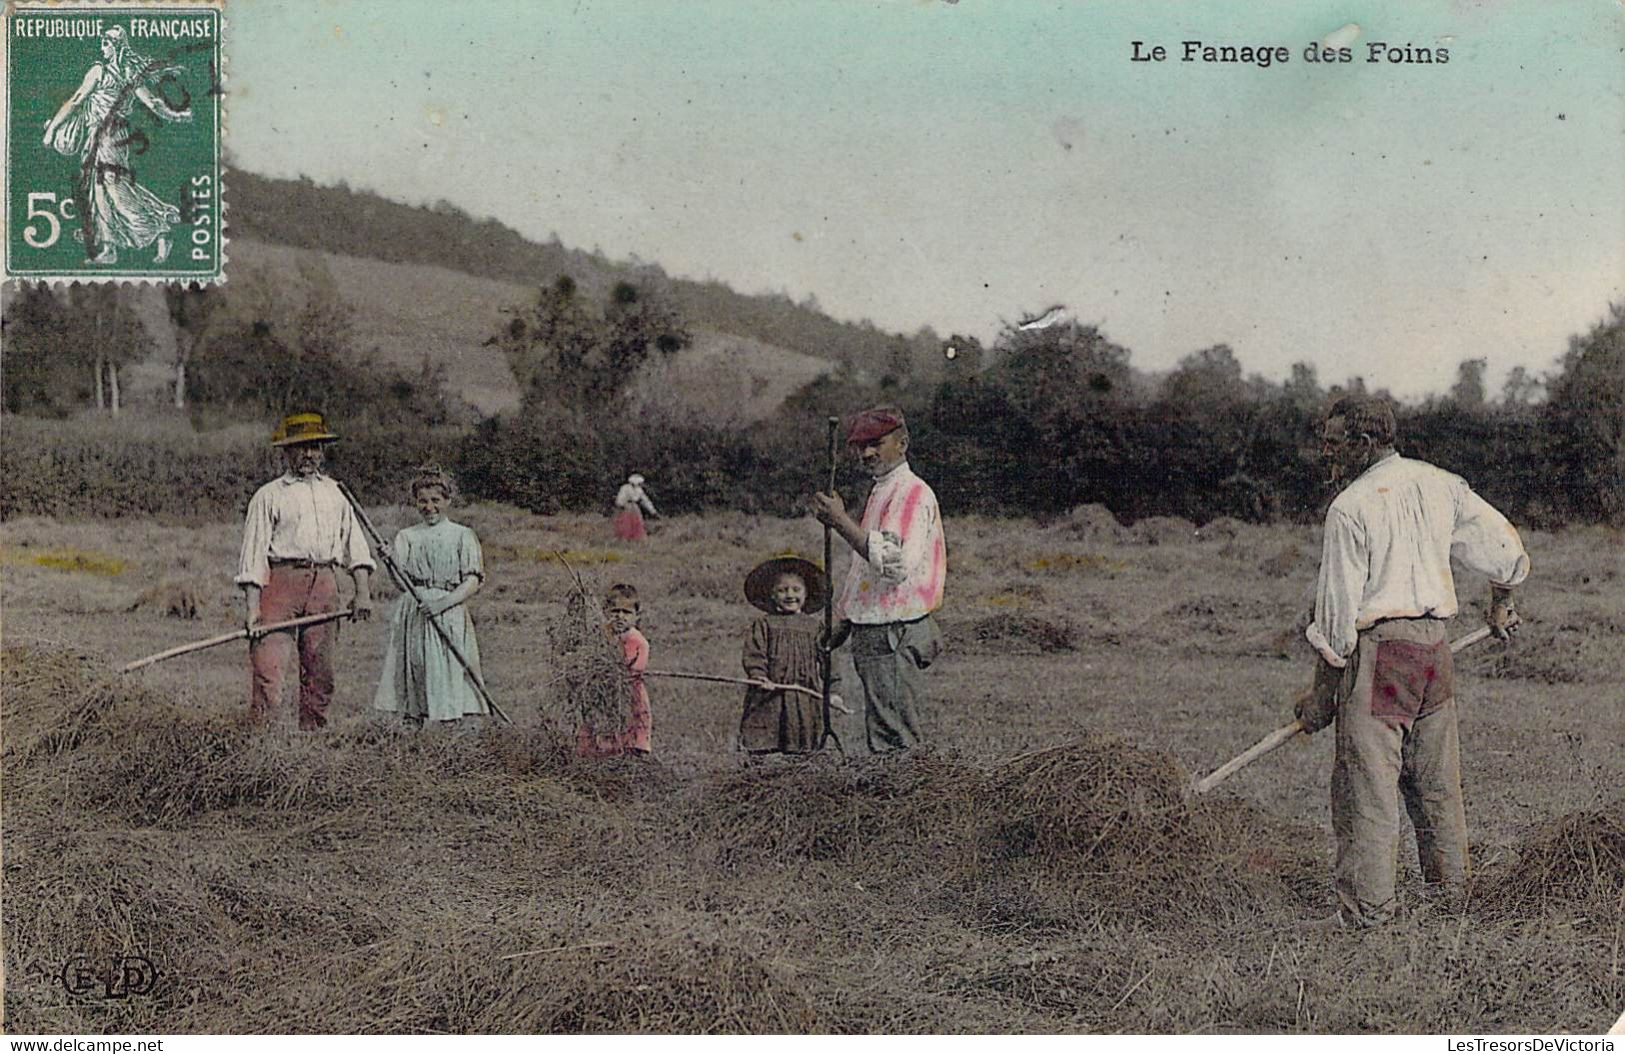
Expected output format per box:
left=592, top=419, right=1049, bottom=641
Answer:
left=836, top=461, right=947, bottom=624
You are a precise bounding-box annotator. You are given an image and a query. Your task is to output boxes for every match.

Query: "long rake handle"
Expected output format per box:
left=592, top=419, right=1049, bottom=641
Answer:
left=1192, top=616, right=1518, bottom=795
left=119, top=609, right=354, bottom=673
left=820, top=415, right=844, bottom=753
left=642, top=669, right=854, bottom=713
left=338, top=483, right=512, bottom=725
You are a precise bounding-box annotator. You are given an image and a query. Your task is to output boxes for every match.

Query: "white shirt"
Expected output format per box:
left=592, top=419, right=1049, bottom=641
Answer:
left=235, top=473, right=377, bottom=587
left=1307, top=453, right=1530, bottom=667
left=615, top=482, right=656, bottom=515
left=836, top=461, right=947, bottom=625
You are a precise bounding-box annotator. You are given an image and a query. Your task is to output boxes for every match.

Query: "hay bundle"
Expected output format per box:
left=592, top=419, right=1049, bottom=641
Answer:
left=977, top=736, right=1318, bottom=922
left=682, top=752, right=988, bottom=873
left=984, top=734, right=1193, bottom=866
left=71, top=707, right=376, bottom=825
left=965, top=611, right=1077, bottom=654
left=1466, top=612, right=1625, bottom=685
left=544, top=587, right=633, bottom=736
left=1476, top=799, right=1625, bottom=918
left=685, top=757, right=867, bottom=868
left=1129, top=516, right=1198, bottom=546
left=1194, top=516, right=1246, bottom=542
left=1258, top=542, right=1302, bottom=577
left=1059, top=503, right=1128, bottom=543
left=458, top=928, right=819, bottom=1026
left=1, top=644, right=134, bottom=759
left=126, top=579, right=204, bottom=619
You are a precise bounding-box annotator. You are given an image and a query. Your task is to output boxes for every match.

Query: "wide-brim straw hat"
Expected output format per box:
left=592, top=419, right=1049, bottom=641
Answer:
left=744, top=555, right=826, bottom=614
left=271, top=412, right=340, bottom=447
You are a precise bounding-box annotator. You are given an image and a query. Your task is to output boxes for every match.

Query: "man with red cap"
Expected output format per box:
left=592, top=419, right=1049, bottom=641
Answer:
left=236, top=412, right=375, bottom=730
left=812, top=406, right=947, bottom=752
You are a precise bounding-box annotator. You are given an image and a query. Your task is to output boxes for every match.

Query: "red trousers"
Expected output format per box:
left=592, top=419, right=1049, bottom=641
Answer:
left=250, top=565, right=340, bottom=729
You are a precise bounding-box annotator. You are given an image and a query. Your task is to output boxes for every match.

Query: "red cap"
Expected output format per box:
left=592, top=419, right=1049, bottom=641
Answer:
left=846, top=407, right=906, bottom=445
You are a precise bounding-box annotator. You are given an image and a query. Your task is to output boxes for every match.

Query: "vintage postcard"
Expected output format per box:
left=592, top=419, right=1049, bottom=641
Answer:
left=3, top=0, right=223, bottom=283
left=1, top=0, right=1621, bottom=1041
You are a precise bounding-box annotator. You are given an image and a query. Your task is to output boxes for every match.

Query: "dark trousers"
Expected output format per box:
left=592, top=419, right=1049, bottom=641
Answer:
left=847, top=616, right=942, bottom=753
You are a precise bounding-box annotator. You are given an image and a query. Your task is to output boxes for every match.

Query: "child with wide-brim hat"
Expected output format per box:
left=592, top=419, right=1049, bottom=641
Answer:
left=738, top=555, right=829, bottom=754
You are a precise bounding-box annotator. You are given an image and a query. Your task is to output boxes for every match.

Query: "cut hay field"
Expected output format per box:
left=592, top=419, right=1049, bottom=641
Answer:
left=3, top=508, right=1622, bottom=1033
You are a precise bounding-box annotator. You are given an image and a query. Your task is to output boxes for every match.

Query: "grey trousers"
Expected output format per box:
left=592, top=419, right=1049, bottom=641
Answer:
left=1331, top=617, right=1468, bottom=925
left=845, top=616, right=942, bottom=753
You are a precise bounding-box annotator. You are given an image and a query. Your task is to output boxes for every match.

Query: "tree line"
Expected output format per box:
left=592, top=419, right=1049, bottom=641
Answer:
left=3, top=262, right=1620, bottom=527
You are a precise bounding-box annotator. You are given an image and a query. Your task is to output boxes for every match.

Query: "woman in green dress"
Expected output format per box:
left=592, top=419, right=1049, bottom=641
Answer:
left=373, top=467, right=488, bottom=726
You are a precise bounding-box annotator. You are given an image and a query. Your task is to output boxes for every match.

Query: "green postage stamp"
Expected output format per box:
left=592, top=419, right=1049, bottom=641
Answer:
left=3, top=1, right=223, bottom=283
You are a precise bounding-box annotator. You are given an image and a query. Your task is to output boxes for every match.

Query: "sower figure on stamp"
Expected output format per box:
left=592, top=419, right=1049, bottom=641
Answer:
left=40, top=25, right=192, bottom=265
left=812, top=407, right=947, bottom=753
left=236, top=413, right=375, bottom=730
left=1297, top=395, right=1529, bottom=927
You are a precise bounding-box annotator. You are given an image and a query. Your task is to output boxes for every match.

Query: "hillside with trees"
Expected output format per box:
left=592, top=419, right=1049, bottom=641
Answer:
left=2, top=172, right=1620, bottom=528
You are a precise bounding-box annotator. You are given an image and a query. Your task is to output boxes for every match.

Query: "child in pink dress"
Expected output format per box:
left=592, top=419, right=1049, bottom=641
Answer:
left=576, top=583, right=652, bottom=757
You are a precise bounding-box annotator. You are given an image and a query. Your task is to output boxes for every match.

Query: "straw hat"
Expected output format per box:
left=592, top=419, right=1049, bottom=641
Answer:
left=628, top=473, right=645, bottom=486
left=270, top=412, right=340, bottom=447
left=744, top=555, right=826, bottom=614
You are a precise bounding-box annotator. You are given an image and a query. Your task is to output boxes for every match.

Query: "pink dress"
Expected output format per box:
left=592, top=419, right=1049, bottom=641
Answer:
left=612, top=506, right=647, bottom=541
left=576, top=628, right=652, bottom=757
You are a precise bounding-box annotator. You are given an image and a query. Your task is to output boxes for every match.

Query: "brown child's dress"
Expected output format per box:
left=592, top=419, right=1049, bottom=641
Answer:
left=739, top=612, right=825, bottom=753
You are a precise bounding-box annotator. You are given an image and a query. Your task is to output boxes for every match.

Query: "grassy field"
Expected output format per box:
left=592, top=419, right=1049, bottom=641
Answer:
left=3, top=506, right=1621, bottom=1033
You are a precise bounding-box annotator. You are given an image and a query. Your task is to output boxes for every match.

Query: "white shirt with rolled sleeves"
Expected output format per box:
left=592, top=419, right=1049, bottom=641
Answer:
left=235, top=473, right=377, bottom=588
left=835, top=461, right=947, bottom=625
left=615, top=482, right=657, bottom=516
left=1306, top=453, right=1530, bottom=668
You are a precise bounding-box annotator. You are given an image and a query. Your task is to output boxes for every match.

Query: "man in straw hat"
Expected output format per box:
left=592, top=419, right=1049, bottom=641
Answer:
left=812, top=406, right=946, bottom=752
left=1298, top=394, right=1527, bottom=927
left=235, top=412, right=375, bottom=730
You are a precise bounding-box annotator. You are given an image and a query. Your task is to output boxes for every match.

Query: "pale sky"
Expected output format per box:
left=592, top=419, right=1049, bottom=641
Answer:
left=227, top=0, right=1625, bottom=400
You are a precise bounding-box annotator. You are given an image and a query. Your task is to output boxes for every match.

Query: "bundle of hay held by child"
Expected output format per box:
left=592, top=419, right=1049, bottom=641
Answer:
left=544, top=570, right=633, bottom=739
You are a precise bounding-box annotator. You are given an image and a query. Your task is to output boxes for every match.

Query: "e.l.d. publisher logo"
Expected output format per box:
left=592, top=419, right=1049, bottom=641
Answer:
left=42, top=954, right=160, bottom=999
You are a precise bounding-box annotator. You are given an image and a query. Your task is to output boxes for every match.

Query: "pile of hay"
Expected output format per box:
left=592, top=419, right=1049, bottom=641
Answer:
left=1475, top=798, right=1625, bottom=920
left=1057, top=503, right=1128, bottom=543
left=676, top=736, right=1319, bottom=926
left=1128, top=516, right=1198, bottom=546
left=680, top=752, right=986, bottom=873
left=975, top=735, right=1321, bottom=921
left=543, top=586, right=633, bottom=736
left=964, top=611, right=1078, bottom=654
left=1, top=644, right=146, bottom=760
left=1194, top=516, right=1246, bottom=543
left=1465, top=611, right=1625, bottom=685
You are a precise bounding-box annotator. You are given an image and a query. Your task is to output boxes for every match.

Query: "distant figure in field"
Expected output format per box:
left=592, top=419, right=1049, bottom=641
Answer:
left=577, top=583, right=653, bottom=757
left=236, top=413, right=374, bottom=730
left=1297, top=395, right=1528, bottom=928
left=813, top=407, right=946, bottom=753
left=611, top=473, right=659, bottom=541
left=738, top=556, right=831, bottom=755
left=372, top=466, right=488, bottom=728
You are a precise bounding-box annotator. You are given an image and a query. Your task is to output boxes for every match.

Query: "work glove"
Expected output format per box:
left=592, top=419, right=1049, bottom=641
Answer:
left=1294, top=658, right=1343, bottom=735
left=818, top=620, right=853, bottom=654
left=1487, top=585, right=1517, bottom=641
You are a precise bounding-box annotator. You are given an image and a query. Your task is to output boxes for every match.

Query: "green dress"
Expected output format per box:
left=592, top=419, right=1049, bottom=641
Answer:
left=373, top=519, right=487, bottom=721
